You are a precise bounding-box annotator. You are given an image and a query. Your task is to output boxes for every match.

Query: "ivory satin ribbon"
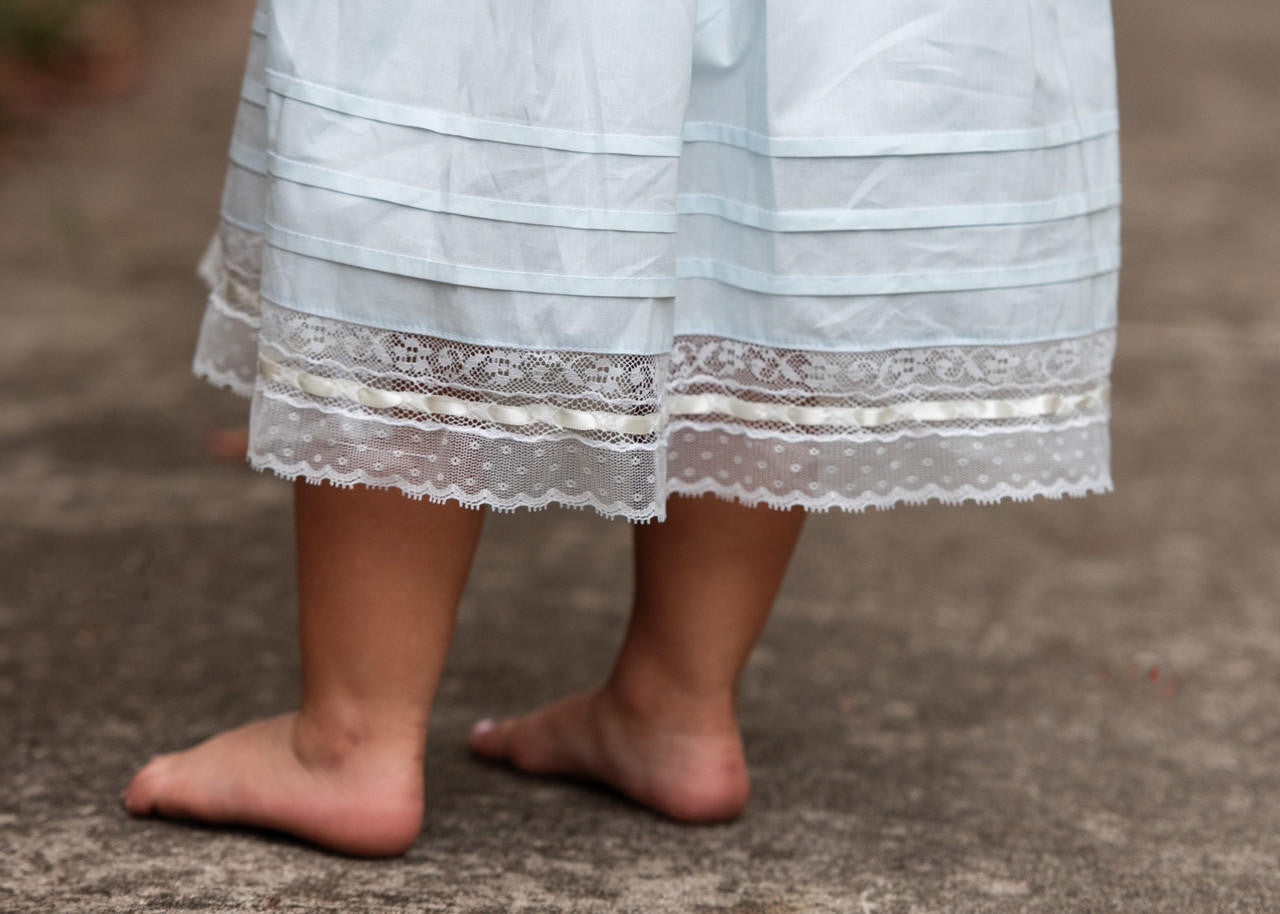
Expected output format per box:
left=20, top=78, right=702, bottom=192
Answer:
left=258, top=355, right=1107, bottom=436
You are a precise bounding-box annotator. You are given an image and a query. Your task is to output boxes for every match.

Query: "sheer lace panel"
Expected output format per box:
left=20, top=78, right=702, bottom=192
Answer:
left=193, top=225, right=1114, bottom=521
left=247, top=395, right=1110, bottom=523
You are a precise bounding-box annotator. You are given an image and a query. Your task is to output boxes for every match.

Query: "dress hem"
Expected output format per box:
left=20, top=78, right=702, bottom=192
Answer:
left=243, top=447, right=1113, bottom=524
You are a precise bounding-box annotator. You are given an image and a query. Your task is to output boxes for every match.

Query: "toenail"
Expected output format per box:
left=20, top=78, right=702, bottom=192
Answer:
left=471, top=719, right=495, bottom=738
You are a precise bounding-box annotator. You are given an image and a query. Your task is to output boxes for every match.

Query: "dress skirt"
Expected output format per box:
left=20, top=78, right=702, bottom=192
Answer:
left=194, top=0, right=1121, bottom=522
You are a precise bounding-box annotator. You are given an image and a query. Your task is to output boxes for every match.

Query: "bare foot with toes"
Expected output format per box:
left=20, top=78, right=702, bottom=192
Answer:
left=124, top=712, right=425, bottom=857
left=468, top=686, right=750, bottom=823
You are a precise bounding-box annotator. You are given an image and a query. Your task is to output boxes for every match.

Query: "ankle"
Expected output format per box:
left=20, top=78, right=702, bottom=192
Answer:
left=292, top=703, right=426, bottom=773
left=601, top=666, right=739, bottom=737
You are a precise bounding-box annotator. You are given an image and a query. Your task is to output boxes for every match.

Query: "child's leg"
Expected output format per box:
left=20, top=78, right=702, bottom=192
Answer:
left=204, top=425, right=250, bottom=460
left=124, top=479, right=486, bottom=856
left=469, top=492, right=805, bottom=822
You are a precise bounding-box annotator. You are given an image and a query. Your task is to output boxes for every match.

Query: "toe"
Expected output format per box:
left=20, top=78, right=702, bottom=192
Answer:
left=123, top=757, right=167, bottom=815
left=467, top=717, right=506, bottom=758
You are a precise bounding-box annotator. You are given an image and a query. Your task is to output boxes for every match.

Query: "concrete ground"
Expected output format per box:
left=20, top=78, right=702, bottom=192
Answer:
left=2, top=1, right=1278, bottom=910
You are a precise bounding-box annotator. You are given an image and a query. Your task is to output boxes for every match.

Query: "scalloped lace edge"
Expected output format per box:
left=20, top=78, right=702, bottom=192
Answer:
left=193, top=358, right=254, bottom=398
left=247, top=451, right=1112, bottom=524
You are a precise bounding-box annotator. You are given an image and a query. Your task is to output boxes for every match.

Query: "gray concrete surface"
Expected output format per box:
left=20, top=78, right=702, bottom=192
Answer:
left=2, top=1, right=1278, bottom=910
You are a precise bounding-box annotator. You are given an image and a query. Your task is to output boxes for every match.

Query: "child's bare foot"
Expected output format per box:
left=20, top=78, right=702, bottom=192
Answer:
left=467, top=686, right=749, bottom=823
left=123, top=711, right=425, bottom=857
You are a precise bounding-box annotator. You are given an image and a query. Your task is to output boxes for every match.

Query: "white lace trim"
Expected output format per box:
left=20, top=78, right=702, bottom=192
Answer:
left=667, top=476, right=1113, bottom=513
left=200, top=222, right=1113, bottom=398
left=257, top=352, right=1109, bottom=435
left=193, top=223, right=1115, bottom=521
left=260, top=453, right=1112, bottom=523
left=251, top=295, right=1112, bottom=407
left=242, top=396, right=1110, bottom=522
left=256, top=379, right=1106, bottom=450
left=192, top=293, right=257, bottom=397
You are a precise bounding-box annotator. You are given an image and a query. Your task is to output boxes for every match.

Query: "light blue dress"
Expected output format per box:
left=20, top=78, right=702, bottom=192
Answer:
left=195, top=0, right=1120, bottom=522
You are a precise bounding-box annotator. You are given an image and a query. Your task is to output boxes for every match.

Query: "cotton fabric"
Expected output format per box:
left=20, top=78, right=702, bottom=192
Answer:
left=195, top=0, right=1120, bottom=521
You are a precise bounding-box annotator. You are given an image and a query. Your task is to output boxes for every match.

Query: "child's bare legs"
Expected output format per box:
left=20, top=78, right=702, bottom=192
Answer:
left=469, top=492, right=805, bottom=822
left=124, top=479, right=485, bottom=856
left=204, top=425, right=250, bottom=460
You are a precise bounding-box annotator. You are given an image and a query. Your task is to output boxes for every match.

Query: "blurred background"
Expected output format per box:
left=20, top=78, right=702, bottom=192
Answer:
left=0, top=0, right=145, bottom=148
left=2, top=1, right=1277, bottom=911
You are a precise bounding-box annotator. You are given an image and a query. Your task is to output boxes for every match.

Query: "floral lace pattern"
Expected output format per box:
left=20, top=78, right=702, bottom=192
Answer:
left=671, top=333, right=1113, bottom=402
